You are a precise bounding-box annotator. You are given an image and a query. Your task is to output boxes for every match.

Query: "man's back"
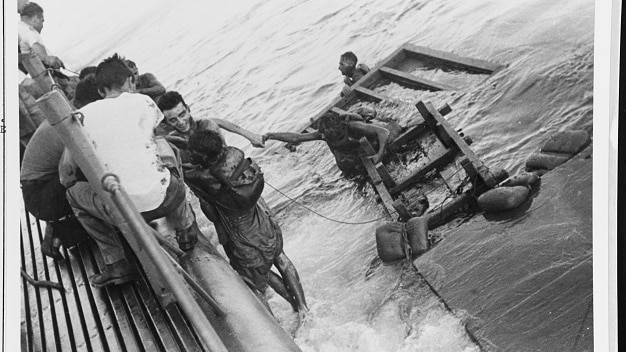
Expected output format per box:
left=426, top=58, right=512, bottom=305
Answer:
left=80, top=92, right=169, bottom=211
left=21, top=120, right=64, bottom=181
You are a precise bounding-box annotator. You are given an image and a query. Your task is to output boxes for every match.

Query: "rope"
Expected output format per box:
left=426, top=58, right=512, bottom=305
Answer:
left=264, top=158, right=479, bottom=226
left=264, top=181, right=389, bottom=225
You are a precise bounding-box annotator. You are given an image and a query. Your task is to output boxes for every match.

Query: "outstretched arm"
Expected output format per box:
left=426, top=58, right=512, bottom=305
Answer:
left=348, top=121, right=390, bottom=164
left=340, top=111, right=365, bottom=122
left=212, top=118, right=264, bottom=148
left=31, top=43, right=64, bottom=69
left=263, top=130, right=323, bottom=144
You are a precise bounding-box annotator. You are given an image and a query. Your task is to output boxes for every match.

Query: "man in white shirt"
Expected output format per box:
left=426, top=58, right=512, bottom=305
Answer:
left=18, top=2, right=64, bottom=69
left=62, top=54, right=201, bottom=288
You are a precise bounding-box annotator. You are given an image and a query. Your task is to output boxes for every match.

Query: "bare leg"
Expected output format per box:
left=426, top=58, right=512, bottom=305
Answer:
left=268, top=270, right=298, bottom=310
left=273, top=251, right=309, bottom=325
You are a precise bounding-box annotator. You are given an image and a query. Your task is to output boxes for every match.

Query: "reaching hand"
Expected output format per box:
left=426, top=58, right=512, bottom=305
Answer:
left=250, top=134, right=265, bottom=148
left=368, top=153, right=383, bottom=164
left=47, top=56, right=65, bottom=70
left=262, top=133, right=271, bottom=143
left=341, top=85, right=352, bottom=97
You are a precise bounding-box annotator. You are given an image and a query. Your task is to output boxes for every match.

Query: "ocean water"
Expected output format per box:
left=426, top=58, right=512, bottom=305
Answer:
left=33, top=0, right=595, bottom=350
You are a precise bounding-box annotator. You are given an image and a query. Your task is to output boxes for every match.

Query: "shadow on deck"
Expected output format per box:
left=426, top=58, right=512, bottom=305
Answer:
left=20, top=210, right=208, bottom=352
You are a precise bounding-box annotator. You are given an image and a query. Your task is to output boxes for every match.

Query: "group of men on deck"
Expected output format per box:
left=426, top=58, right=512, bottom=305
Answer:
left=18, top=0, right=393, bottom=326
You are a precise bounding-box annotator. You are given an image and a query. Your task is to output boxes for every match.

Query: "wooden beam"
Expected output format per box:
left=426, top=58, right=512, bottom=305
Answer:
left=330, top=107, right=348, bottom=115
left=353, top=86, right=389, bottom=103
left=379, top=66, right=457, bottom=91
left=402, top=43, right=505, bottom=74
left=416, top=101, right=476, bottom=159
left=416, top=101, right=497, bottom=187
left=360, top=138, right=396, bottom=188
left=390, top=147, right=457, bottom=195
left=390, top=103, right=452, bottom=150
left=358, top=138, right=401, bottom=219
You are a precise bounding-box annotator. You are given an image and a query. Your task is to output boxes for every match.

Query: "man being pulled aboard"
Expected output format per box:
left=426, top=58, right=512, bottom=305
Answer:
left=263, top=110, right=393, bottom=178
left=156, top=90, right=265, bottom=161
left=60, top=54, right=202, bottom=288
left=184, top=129, right=309, bottom=325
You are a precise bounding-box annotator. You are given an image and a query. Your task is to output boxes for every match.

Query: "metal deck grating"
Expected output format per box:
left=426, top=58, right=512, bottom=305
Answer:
left=20, top=210, right=207, bottom=352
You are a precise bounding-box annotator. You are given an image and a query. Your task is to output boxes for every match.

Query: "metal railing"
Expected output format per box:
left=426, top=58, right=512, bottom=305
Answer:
left=20, top=52, right=228, bottom=352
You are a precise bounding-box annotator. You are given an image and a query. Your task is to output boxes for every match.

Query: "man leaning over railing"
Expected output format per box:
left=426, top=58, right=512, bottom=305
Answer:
left=59, top=54, right=202, bottom=288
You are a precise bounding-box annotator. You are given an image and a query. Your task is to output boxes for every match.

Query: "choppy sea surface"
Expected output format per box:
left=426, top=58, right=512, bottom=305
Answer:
left=35, top=0, right=595, bottom=350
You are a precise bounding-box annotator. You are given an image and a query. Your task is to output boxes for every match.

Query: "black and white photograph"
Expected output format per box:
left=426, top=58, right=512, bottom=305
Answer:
left=2, top=0, right=617, bottom=350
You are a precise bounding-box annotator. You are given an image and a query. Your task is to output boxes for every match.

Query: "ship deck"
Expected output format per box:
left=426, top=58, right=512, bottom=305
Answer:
left=20, top=210, right=207, bottom=352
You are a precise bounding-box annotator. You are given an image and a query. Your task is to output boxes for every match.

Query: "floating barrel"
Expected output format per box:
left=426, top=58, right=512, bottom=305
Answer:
left=375, top=216, right=429, bottom=262
left=525, top=129, right=590, bottom=172
left=376, top=222, right=407, bottom=262
left=405, top=216, right=429, bottom=256
left=477, top=186, right=530, bottom=212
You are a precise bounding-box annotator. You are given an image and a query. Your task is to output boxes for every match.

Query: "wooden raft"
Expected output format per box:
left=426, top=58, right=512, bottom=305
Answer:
left=289, top=43, right=506, bottom=225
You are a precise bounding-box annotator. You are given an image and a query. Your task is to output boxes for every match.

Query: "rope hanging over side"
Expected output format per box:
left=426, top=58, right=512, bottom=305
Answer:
left=264, top=181, right=389, bottom=225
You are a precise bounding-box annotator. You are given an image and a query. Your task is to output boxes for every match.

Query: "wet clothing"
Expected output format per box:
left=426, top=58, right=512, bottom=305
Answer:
left=184, top=147, right=282, bottom=292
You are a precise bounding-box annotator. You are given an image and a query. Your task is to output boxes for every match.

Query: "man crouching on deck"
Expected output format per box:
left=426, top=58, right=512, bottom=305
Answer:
left=184, top=129, right=309, bottom=325
left=60, top=54, right=202, bottom=288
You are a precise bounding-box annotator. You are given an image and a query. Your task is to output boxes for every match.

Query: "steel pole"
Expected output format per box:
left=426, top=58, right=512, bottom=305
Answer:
left=31, top=78, right=228, bottom=352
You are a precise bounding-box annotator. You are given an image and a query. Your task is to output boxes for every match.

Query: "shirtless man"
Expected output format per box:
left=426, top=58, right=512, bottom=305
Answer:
left=338, top=51, right=369, bottom=96
left=184, top=129, right=309, bottom=325
left=124, top=59, right=166, bottom=102
left=156, top=91, right=264, bottom=162
left=264, top=110, right=392, bottom=178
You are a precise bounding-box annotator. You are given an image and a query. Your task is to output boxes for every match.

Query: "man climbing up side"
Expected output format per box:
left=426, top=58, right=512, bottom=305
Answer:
left=184, top=129, right=309, bottom=325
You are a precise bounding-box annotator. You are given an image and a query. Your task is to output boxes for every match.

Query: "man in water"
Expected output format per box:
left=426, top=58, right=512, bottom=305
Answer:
left=338, top=51, right=369, bottom=96
left=184, top=129, right=309, bottom=325
left=124, top=59, right=166, bottom=102
left=263, top=110, right=392, bottom=178
left=61, top=54, right=202, bottom=288
left=156, top=90, right=264, bottom=162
